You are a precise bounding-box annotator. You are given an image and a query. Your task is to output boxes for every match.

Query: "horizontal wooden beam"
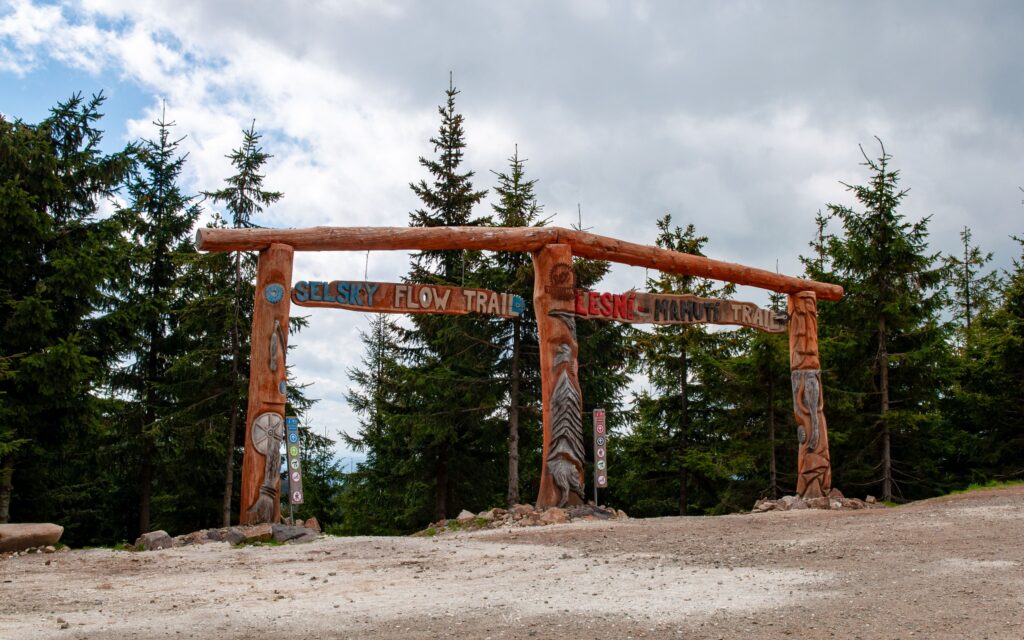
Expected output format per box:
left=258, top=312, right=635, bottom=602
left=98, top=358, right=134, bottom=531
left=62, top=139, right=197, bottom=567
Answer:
left=195, top=226, right=843, bottom=301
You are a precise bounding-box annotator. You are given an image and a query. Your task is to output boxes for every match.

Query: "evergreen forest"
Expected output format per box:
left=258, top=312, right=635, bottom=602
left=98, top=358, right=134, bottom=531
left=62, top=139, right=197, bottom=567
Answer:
left=2, top=89, right=1021, bottom=544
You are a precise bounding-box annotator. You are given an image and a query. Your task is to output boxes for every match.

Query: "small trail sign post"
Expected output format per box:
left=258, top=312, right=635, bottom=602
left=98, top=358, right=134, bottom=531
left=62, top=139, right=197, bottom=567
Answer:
left=593, top=408, right=607, bottom=505
left=285, top=416, right=303, bottom=523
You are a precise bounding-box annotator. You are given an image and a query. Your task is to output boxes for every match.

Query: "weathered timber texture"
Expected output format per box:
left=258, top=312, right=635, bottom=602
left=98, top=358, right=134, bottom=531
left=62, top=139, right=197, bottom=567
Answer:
left=573, top=290, right=787, bottom=333
left=291, top=280, right=524, bottom=318
left=788, top=291, right=832, bottom=499
left=534, top=245, right=586, bottom=508
left=196, top=226, right=843, bottom=300
left=240, top=243, right=294, bottom=525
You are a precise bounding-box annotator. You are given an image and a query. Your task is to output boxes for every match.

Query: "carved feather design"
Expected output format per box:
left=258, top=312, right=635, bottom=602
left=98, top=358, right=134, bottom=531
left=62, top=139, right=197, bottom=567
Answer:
left=791, top=370, right=822, bottom=452
left=269, top=319, right=284, bottom=372
left=548, top=369, right=586, bottom=506
left=554, top=343, right=573, bottom=368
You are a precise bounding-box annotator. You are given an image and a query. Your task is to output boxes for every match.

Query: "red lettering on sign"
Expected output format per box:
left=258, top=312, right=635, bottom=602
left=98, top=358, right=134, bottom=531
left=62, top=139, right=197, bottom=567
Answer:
left=575, top=290, right=587, bottom=316
left=589, top=292, right=601, bottom=316
left=600, top=292, right=613, bottom=317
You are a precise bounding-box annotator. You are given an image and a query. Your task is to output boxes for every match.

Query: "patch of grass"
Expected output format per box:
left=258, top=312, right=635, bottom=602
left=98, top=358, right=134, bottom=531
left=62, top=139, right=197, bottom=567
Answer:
left=473, top=517, right=490, bottom=527
left=949, top=479, right=1024, bottom=496
left=233, top=539, right=284, bottom=548
left=111, top=541, right=140, bottom=552
left=446, top=520, right=462, bottom=532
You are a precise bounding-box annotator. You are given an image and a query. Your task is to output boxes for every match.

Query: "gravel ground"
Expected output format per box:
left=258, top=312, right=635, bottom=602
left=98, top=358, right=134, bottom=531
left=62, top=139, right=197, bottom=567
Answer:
left=1, top=485, right=1022, bottom=639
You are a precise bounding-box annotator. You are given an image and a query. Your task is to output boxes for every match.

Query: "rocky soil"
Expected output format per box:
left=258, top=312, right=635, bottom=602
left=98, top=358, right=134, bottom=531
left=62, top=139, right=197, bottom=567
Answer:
left=2, top=485, right=1022, bottom=639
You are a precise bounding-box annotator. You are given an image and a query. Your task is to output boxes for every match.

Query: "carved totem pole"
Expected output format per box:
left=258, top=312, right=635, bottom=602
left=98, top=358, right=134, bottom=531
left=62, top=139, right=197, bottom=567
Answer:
left=534, top=244, right=586, bottom=508
left=240, top=242, right=294, bottom=524
left=788, top=291, right=832, bottom=499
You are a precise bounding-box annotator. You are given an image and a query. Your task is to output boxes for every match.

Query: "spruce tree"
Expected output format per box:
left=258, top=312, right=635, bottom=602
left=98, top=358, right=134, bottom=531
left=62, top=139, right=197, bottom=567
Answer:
left=0, top=94, right=135, bottom=540
left=944, top=226, right=1000, bottom=337
left=624, top=216, right=735, bottom=515
left=406, top=78, right=501, bottom=522
left=812, top=139, right=950, bottom=501
left=203, top=123, right=283, bottom=526
left=488, top=146, right=545, bottom=506
left=111, top=109, right=201, bottom=534
left=340, top=314, right=419, bottom=533
left=948, top=236, right=1024, bottom=481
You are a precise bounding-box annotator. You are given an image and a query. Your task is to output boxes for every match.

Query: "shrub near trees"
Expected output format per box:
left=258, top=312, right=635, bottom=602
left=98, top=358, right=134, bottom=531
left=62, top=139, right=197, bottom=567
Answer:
left=1, top=88, right=1021, bottom=541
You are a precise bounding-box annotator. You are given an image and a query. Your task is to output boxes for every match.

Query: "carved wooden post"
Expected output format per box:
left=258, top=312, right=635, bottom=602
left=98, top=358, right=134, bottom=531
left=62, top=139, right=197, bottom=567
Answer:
left=534, top=244, right=586, bottom=509
left=240, top=242, right=294, bottom=525
left=788, top=291, right=832, bottom=499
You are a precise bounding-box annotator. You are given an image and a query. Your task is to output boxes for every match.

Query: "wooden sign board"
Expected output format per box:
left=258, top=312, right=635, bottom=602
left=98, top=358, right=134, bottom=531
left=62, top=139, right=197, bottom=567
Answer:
left=292, top=280, right=525, bottom=318
left=574, top=290, right=787, bottom=333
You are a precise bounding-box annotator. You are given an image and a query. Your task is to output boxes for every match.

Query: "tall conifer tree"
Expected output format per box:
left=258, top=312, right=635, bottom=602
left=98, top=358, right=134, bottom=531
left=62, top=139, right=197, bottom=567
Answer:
left=203, top=123, right=283, bottom=526
left=112, top=109, right=201, bottom=534
left=404, top=77, right=501, bottom=520
left=811, top=139, right=950, bottom=501
left=0, top=94, right=134, bottom=540
left=488, top=146, right=544, bottom=506
left=622, top=216, right=735, bottom=515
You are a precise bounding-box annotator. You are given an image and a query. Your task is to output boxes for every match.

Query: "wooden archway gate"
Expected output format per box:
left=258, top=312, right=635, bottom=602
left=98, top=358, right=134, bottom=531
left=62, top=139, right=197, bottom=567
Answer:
left=196, top=226, right=843, bottom=523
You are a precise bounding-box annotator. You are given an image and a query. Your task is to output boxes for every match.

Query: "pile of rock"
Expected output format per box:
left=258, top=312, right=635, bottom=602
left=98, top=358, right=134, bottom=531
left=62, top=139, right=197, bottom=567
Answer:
left=135, top=517, right=322, bottom=551
left=752, top=490, right=882, bottom=513
left=4, top=544, right=67, bottom=558
left=422, top=503, right=628, bottom=535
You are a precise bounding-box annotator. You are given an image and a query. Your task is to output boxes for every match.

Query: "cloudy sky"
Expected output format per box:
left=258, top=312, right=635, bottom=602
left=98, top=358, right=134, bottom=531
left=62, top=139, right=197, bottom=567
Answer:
left=3, top=1, right=1022, bottom=459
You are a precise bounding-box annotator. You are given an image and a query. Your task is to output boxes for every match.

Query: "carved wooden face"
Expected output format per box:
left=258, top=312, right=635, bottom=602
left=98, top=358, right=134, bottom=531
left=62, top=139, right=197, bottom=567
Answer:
left=795, top=292, right=816, bottom=317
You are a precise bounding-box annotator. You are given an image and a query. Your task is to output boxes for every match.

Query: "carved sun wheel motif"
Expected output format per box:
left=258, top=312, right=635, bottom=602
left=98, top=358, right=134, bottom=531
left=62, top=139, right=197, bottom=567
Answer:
left=251, top=412, right=284, bottom=456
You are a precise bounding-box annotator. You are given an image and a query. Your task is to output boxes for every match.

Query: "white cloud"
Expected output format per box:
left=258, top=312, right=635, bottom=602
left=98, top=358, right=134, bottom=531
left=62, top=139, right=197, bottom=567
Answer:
left=4, top=0, right=1024, bottom=453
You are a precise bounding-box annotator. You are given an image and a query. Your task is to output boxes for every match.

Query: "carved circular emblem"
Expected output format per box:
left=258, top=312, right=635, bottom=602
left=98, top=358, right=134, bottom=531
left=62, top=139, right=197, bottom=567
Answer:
left=596, top=447, right=606, bottom=458
left=596, top=474, right=607, bottom=487
left=550, top=263, right=573, bottom=287
left=546, top=263, right=575, bottom=301
left=251, top=412, right=284, bottom=456
left=290, top=458, right=300, bottom=471
left=290, top=471, right=301, bottom=483
left=289, top=445, right=299, bottom=457
left=597, top=459, right=606, bottom=470
left=596, top=435, right=606, bottom=447
left=264, top=283, right=285, bottom=304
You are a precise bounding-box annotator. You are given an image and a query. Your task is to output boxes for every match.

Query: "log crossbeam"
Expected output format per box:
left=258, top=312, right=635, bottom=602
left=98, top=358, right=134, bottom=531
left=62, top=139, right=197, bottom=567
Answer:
left=196, top=226, right=843, bottom=300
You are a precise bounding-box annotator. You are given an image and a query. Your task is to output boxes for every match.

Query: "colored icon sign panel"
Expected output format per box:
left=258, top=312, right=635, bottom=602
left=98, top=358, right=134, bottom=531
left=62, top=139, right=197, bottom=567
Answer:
left=285, top=416, right=304, bottom=505
left=593, top=409, right=607, bottom=489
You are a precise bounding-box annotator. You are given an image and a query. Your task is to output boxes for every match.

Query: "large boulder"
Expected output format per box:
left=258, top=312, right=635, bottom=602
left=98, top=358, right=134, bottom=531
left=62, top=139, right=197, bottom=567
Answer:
left=272, top=524, right=318, bottom=544
left=0, top=523, right=64, bottom=553
left=540, top=507, right=568, bottom=525
left=135, top=530, right=173, bottom=551
left=302, top=517, right=321, bottom=533
left=224, top=523, right=273, bottom=546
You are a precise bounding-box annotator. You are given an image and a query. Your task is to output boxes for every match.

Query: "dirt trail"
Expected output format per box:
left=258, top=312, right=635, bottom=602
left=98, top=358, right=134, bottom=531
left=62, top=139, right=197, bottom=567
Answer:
left=2, top=485, right=1022, bottom=639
